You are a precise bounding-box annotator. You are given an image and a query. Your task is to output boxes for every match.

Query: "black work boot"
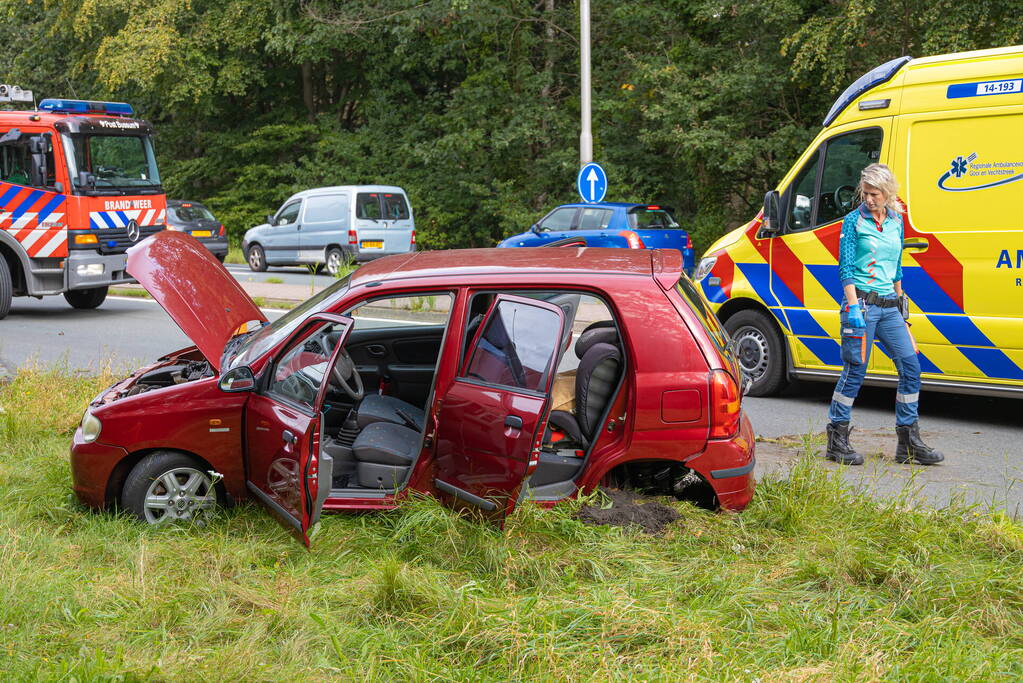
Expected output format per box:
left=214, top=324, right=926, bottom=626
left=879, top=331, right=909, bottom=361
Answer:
left=825, top=422, right=863, bottom=465
left=895, top=423, right=944, bottom=465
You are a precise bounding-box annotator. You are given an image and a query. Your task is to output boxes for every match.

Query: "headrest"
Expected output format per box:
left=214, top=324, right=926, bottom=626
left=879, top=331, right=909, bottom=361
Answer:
left=575, top=325, right=618, bottom=359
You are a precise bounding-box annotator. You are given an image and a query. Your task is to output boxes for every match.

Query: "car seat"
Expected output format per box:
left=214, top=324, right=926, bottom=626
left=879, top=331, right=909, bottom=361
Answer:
left=351, top=422, right=421, bottom=489
left=547, top=324, right=622, bottom=448
left=355, top=394, right=425, bottom=432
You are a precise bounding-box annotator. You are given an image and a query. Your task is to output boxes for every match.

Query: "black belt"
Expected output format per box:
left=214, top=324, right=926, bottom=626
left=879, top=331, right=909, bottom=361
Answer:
left=856, top=289, right=899, bottom=307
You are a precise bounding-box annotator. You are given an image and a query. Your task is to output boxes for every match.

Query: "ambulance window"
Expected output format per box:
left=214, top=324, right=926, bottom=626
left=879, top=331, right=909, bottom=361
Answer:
left=816, top=128, right=883, bottom=225
left=788, top=152, right=820, bottom=232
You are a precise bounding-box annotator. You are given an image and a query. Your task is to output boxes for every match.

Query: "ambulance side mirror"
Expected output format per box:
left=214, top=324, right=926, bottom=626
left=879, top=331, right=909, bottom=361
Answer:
left=761, top=191, right=782, bottom=236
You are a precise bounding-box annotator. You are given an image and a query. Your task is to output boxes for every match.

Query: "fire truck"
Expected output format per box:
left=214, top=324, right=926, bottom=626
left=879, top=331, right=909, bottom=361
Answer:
left=0, top=85, right=166, bottom=319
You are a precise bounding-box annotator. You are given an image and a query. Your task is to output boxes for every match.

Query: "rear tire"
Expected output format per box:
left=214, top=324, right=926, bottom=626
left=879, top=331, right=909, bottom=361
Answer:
left=64, top=286, right=108, bottom=310
left=122, top=451, right=222, bottom=525
left=247, top=244, right=267, bottom=272
left=724, top=309, right=787, bottom=397
left=325, top=247, right=351, bottom=277
left=0, top=256, right=11, bottom=320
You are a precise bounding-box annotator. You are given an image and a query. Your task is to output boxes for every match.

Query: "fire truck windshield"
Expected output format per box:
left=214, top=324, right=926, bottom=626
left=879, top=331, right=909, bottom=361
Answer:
left=63, top=133, right=161, bottom=194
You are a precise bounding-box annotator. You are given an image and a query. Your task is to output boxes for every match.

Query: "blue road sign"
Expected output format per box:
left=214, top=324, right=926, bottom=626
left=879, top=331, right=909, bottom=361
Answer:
left=577, top=162, right=607, bottom=203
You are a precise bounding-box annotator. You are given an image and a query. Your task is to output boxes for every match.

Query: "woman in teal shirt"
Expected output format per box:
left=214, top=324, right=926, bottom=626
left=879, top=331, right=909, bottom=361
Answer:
left=827, top=163, right=943, bottom=466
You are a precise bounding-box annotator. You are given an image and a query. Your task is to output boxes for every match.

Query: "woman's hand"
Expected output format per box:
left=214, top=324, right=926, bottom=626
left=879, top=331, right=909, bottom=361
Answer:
left=847, top=303, right=865, bottom=328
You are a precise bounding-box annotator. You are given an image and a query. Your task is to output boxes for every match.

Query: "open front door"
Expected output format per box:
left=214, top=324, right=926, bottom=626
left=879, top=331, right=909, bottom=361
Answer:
left=432, top=295, right=565, bottom=521
left=243, top=313, right=353, bottom=546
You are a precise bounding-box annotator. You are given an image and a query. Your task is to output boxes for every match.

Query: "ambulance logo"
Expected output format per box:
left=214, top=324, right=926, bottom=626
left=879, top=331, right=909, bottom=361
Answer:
left=938, top=152, right=1023, bottom=192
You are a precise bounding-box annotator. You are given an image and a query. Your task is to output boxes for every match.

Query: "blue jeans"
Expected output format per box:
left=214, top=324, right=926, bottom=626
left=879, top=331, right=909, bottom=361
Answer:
left=828, top=303, right=920, bottom=426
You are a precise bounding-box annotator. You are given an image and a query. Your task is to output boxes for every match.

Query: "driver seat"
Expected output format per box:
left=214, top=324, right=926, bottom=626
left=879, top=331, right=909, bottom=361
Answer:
left=356, top=394, right=425, bottom=432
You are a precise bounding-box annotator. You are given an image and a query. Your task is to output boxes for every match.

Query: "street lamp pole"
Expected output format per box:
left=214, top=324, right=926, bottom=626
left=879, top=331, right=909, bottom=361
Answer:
left=579, top=0, right=592, bottom=165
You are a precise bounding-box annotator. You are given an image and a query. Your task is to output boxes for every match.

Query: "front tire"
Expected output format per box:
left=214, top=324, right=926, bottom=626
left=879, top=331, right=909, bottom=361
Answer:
left=122, top=451, right=221, bottom=525
left=724, top=309, right=787, bottom=397
left=64, top=286, right=108, bottom=310
left=0, top=256, right=11, bottom=320
left=247, top=244, right=267, bottom=272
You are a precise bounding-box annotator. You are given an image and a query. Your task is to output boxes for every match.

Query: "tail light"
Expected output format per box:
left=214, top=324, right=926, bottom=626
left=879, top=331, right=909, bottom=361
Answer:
left=410, top=229, right=416, bottom=245
left=218, top=223, right=225, bottom=237
left=348, top=229, right=358, bottom=245
left=708, top=369, right=741, bottom=439
left=618, top=230, right=646, bottom=249
left=685, top=233, right=693, bottom=249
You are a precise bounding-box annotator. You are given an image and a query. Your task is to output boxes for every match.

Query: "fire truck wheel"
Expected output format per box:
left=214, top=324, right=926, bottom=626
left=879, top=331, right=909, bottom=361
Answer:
left=246, top=244, right=267, bottom=272
left=64, top=286, right=108, bottom=310
left=0, top=256, right=11, bottom=320
left=723, top=308, right=788, bottom=397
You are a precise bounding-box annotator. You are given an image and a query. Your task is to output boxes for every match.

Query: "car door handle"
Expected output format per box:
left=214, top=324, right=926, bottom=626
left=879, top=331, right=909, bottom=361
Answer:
left=282, top=429, right=297, bottom=444
left=903, top=239, right=928, bottom=251
left=504, top=415, right=523, bottom=429
left=366, top=344, right=387, bottom=357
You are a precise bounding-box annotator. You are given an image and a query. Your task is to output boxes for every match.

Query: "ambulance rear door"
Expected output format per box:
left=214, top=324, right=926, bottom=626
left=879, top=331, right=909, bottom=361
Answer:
left=892, top=102, right=1023, bottom=388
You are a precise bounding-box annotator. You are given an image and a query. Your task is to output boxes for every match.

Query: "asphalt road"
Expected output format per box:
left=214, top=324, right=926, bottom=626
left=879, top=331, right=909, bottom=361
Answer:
left=1, top=291, right=1020, bottom=514
left=224, top=263, right=338, bottom=288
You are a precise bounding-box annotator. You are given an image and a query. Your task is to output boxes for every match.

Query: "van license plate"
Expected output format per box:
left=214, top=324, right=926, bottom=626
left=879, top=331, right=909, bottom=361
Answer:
left=190, top=230, right=212, bottom=237
left=361, top=241, right=383, bottom=249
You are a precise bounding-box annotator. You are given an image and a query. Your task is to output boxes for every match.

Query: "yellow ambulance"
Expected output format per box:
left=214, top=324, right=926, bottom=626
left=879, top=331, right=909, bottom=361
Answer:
left=695, top=45, right=1023, bottom=398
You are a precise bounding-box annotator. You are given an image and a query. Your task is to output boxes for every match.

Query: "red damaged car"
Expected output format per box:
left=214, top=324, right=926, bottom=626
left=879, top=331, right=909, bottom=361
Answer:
left=70, top=231, right=754, bottom=545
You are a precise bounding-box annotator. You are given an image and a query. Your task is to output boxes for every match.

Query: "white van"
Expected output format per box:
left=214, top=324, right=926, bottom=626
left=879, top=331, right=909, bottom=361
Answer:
left=242, top=185, right=415, bottom=275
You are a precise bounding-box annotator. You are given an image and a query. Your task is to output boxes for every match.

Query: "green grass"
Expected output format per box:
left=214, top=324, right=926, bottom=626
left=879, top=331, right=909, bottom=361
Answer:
left=2, top=367, right=1023, bottom=680
left=265, top=276, right=285, bottom=284
left=108, top=287, right=152, bottom=300
left=225, top=244, right=246, bottom=265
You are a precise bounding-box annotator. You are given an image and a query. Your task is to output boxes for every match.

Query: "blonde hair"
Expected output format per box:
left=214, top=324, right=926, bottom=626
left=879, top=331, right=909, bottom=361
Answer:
left=857, top=163, right=903, bottom=213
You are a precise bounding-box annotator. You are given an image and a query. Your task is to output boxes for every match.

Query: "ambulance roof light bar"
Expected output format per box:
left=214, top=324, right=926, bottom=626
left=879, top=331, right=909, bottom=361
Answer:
left=37, top=98, right=135, bottom=117
left=0, top=84, right=34, bottom=104
left=822, top=55, right=911, bottom=127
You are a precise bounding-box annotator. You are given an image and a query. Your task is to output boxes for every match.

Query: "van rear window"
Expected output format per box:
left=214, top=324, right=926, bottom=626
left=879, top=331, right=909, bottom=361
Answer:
left=675, top=276, right=734, bottom=363
left=382, top=193, right=410, bottom=220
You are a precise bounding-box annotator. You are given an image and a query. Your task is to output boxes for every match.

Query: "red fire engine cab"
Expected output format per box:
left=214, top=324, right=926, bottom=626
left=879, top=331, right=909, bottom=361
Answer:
left=0, top=86, right=166, bottom=318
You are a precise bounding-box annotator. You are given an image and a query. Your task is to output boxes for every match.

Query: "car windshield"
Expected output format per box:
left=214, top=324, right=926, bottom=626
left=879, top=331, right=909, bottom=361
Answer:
left=171, top=204, right=216, bottom=222
left=64, top=133, right=161, bottom=190
left=628, top=209, right=679, bottom=229
left=226, top=275, right=352, bottom=369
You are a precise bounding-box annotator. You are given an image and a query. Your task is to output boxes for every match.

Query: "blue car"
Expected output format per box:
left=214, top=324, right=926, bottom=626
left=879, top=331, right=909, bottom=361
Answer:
left=498, top=202, right=695, bottom=274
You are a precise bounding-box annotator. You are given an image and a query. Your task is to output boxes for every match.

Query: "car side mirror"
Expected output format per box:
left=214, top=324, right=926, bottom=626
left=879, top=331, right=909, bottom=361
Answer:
left=530, top=223, right=540, bottom=234
left=761, top=191, right=782, bottom=236
left=266, top=214, right=274, bottom=226
left=219, top=366, right=255, bottom=392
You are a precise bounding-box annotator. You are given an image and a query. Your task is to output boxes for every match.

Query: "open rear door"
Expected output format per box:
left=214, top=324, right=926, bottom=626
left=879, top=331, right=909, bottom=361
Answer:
left=432, top=295, right=565, bottom=521
left=243, top=313, right=353, bottom=546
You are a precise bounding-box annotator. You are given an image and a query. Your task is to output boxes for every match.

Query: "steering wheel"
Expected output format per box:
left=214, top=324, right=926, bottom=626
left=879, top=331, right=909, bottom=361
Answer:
left=330, top=347, right=364, bottom=401
left=834, top=185, right=857, bottom=213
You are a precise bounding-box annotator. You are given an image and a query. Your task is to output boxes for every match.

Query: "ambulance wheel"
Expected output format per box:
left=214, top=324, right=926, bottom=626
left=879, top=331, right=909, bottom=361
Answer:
left=724, top=309, right=787, bottom=397
left=247, top=244, right=267, bottom=272
left=64, top=286, right=108, bottom=310
left=0, top=255, right=11, bottom=320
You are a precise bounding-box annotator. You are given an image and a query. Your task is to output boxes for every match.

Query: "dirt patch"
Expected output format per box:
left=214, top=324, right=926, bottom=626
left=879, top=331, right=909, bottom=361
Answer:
left=574, top=488, right=680, bottom=535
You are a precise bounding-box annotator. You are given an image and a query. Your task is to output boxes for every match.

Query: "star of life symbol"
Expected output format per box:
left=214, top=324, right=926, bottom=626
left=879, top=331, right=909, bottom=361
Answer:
left=950, top=152, right=978, bottom=178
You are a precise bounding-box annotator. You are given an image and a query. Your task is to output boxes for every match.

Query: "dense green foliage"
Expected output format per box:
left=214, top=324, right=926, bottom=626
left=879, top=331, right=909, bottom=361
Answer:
left=0, top=1, right=1018, bottom=250
left=3, top=367, right=1023, bottom=679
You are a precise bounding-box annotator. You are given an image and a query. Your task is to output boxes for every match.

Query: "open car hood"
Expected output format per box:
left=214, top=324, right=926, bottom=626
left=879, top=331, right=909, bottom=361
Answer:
left=126, top=231, right=267, bottom=371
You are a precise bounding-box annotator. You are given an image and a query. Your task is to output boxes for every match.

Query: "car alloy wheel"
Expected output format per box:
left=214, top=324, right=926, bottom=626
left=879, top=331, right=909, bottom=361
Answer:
left=326, top=247, right=346, bottom=277
left=141, top=466, right=217, bottom=525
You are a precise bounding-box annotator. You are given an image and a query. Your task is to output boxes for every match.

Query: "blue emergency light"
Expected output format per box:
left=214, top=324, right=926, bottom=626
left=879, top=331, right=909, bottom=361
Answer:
left=37, top=99, right=135, bottom=117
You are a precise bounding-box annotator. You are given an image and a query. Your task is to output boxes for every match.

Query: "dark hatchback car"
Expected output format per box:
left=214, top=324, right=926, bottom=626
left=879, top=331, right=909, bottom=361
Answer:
left=70, top=233, right=754, bottom=546
left=166, top=200, right=228, bottom=262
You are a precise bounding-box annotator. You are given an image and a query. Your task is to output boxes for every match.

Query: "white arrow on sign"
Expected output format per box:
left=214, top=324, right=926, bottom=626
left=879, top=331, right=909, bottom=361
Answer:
left=586, top=167, right=599, bottom=201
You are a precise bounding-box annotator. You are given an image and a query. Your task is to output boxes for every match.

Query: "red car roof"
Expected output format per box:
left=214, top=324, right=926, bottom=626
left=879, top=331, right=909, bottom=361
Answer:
left=350, top=247, right=681, bottom=287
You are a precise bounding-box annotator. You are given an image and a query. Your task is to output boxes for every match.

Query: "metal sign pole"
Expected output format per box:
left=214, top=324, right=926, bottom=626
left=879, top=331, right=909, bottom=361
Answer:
left=579, top=0, right=592, bottom=165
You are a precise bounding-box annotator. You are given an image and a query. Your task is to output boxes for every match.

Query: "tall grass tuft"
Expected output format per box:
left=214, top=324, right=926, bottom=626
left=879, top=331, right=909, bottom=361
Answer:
left=2, top=366, right=1023, bottom=679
